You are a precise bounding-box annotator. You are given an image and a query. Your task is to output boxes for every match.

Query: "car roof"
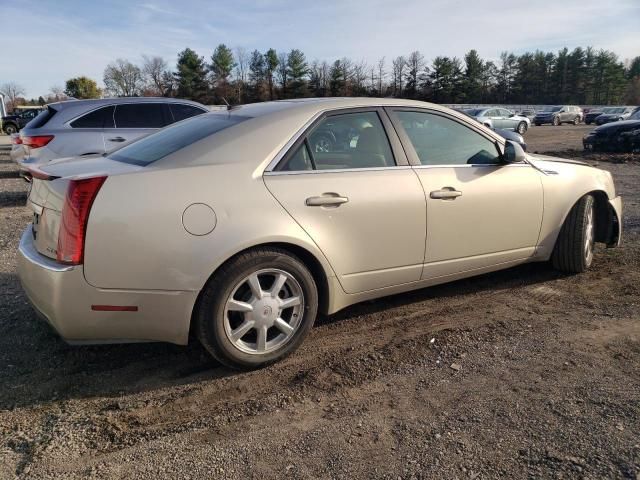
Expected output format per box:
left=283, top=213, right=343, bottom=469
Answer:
left=218, top=97, right=450, bottom=119
left=49, top=97, right=207, bottom=111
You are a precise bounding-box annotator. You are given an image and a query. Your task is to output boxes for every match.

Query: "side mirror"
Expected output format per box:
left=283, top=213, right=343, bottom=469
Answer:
left=503, top=140, right=526, bottom=164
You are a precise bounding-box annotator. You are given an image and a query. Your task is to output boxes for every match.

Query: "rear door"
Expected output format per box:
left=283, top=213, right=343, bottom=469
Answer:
left=106, top=103, right=170, bottom=151
left=264, top=108, right=427, bottom=294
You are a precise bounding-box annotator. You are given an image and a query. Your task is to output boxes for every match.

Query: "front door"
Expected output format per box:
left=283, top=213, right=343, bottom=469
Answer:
left=264, top=110, right=426, bottom=294
left=388, top=108, right=544, bottom=278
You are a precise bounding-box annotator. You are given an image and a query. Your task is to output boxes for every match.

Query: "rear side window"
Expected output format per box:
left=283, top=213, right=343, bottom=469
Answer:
left=114, top=103, right=168, bottom=128
left=170, top=104, right=207, bottom=123
left=109, top=114, right=249, bottom=166
left=70, top=106, right=115, bottom=128
left=27, top=106, right=58, bottom=129
left=278, top=111, right=395, bottom=171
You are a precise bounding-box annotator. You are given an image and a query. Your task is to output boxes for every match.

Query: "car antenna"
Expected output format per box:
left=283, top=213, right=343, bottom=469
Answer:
left=221, top=97, right=240, bottom=112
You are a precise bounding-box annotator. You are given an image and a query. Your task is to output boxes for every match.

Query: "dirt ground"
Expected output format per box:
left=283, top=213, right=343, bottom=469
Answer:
left=0, top=126, right=639, bottom=480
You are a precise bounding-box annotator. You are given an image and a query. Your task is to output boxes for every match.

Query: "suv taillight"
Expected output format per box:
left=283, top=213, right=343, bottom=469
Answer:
left=57, top=176, right=107, bottom=265
left=11, top=135, right=22, bottom=145
left=22, top=135, right=54, bottom=148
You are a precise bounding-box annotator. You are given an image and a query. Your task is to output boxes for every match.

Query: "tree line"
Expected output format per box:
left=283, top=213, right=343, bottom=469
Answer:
left=3, top=46, right=640, bottom=111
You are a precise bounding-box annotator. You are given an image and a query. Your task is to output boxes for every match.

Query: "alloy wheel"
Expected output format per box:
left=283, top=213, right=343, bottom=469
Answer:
left=584, top=206, right=595, bottom=266
left=223, top=269, right=304, bottom=355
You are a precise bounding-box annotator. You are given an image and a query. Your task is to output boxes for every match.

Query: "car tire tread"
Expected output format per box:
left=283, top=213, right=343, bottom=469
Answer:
left=552, top=195, right=594, bottom=273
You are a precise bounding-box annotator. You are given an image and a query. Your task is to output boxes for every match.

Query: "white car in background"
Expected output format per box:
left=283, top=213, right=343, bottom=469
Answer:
left=463, top=107, right=531, bottom=134
left=11, top=97, right=208, bottom=179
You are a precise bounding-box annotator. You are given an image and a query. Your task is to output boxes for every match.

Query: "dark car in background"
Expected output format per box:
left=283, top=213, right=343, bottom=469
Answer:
left=583, top=107, right=640, bottom=152
left=534, top=105, right=582, bottom=126
left=584, top=107, right=611, bottom=125
left=2, top=107, right=45, bottom=134
left=517, top=109, right=537, bottom=121
left=595, top=106, right=637, bottom=125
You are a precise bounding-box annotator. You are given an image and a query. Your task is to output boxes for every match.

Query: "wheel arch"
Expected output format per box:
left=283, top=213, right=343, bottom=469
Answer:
left=189, top=241, right=333, bottom=340
left=554, top=190, right=618, bottom=247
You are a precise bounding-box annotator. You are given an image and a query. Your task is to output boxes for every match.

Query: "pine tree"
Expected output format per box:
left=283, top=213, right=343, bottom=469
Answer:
left=174, top=48, right=209, bottom=103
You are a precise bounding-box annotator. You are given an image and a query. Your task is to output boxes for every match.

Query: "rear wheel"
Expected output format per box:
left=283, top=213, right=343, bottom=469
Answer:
left=196, top=247, right=318, bottom=370
left=517, top=121, right=527, bottom=134
left=535, top=123, right=541, bottom=127
left=553, top=116, right=560, bottom=126
left=3, top=123, right=17, bottom=135
left=552, top=195, right=595, bottom=273
left=573, top=116, right=580, bottom=125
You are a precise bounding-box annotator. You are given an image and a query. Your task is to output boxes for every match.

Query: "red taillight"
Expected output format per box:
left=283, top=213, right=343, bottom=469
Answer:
left=57, top=176, right=107, bottom=265
left=11, top=136, right=22, bottom=145
left=22, top=135, right=54, bottom=148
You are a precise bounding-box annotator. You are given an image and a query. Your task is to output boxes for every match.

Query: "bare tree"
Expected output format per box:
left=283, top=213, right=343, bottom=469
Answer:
left=405, top=51, right=425, bottom=98
left=392, top=56, right=407, bottom=97
left=142, top=55, right=172, bottom=96
left=377, top=57, right=386, bottom=95
left=48, top=85, right=68, bottom=102
left=234, top=47, right=249, bottom=102
left=1, top=82, right=26, bottom=111
left=103, top=59, right=144, bottom=97
left=351, top=60, right=368, bottom=96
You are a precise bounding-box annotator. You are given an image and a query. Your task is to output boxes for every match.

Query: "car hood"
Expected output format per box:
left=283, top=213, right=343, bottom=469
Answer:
left=1, top=115, right=18, bottom=121
left=593, top=119, right=640, bottom=133
left=528, top=154, right=588, bottom=167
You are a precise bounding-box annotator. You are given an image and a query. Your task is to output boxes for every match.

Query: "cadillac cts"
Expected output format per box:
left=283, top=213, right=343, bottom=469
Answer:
left=18, top=98, right=622, bottom=369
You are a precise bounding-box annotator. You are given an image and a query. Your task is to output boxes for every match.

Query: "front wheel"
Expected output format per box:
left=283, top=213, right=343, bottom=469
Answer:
left=3, top=124, right=17, bottom=135
left=196, top=247, right=318, bottom=370
left=552, top=195, right=595, bottom=273
left=517, top=121, right=527, bottom=134
left=573, top=116, right=580, bottom=125
left=553, top=116, right=560, bottom=126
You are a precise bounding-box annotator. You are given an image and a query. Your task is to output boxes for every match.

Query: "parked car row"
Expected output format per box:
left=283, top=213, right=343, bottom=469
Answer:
left=14, top=97, right=622, bottom=369
left=533, top=106, right=583, bottom=126
left=583, top=106, right=640, bottom=152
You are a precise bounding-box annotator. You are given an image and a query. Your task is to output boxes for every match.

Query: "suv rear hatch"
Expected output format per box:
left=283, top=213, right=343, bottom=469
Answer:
left=27, top=156, right=142, bottom=261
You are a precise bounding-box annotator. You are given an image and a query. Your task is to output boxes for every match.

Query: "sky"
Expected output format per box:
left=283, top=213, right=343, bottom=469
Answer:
left=1, top=0, right=639, bottom=98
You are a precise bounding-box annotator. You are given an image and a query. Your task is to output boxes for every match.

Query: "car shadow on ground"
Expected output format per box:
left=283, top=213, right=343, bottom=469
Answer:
left=0, top=170, right=21, bottom=179
left=0, top=262, right=564, bottom=410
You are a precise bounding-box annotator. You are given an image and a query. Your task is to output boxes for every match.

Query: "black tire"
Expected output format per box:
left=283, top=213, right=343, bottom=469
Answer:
left=552, top=195, right=596, bottom=273
left=553, top=116, right=560, bottom=126
left=586, top=120, right=592, bottom=125
left=517, top=121, right=527, bottom=134
left=3, top=123, right=17, bottom=135
left=535, top=123, right=541, bottom=127
left=196, top=247, right=318, bottom=370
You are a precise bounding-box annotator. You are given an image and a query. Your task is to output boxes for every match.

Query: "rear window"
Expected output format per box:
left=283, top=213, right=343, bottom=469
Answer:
left=26, top=106, right=57, bottom=129
left=109, top=113, right=249, bottom=166
left=114, top=103, right=168, bottom=128
left=70, top=106, right=115, bottom=128
left=170, top=104, right=207, bottom=122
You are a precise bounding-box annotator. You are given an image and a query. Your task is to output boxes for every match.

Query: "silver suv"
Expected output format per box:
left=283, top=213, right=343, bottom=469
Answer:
left=11, top=97, right=208, bottom=177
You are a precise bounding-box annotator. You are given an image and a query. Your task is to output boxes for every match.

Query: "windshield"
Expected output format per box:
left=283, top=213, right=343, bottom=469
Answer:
left=463, top=109, right=485, bottom=116
left=607, top=108, right=626, bottom=114
left=629, top=108, right=640, bottom=120
left=540, top=106, right=561, bottom=113
left=110, top=113, right=249, bottom=166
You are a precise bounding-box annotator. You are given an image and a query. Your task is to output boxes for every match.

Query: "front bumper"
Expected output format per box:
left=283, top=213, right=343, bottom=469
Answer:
left=17, top=226, right=197, bottom=345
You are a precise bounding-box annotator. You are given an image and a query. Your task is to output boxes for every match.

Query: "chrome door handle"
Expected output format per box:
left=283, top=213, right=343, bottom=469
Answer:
left=430, top=188, right=462, bottom=200
left=108, top=137, right=126, bottom=142
left=305, top=193, right=349, bottom=207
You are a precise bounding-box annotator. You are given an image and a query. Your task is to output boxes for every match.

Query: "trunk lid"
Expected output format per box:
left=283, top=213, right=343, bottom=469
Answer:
left=27, top=155, right=142, bottom=260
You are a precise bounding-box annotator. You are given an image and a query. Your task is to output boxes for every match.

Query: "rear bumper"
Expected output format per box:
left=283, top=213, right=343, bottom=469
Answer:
left=17, top=226, right=197, bottom=345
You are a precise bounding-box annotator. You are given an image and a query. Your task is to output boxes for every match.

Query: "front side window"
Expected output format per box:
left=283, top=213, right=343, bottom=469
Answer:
left=394, top=110, right=501, bottom=166
left=70, top=106, right=115, bottom=128
left=114, top=103, right=167, bottom=128
left=278, top=111, right=395, bottom=171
